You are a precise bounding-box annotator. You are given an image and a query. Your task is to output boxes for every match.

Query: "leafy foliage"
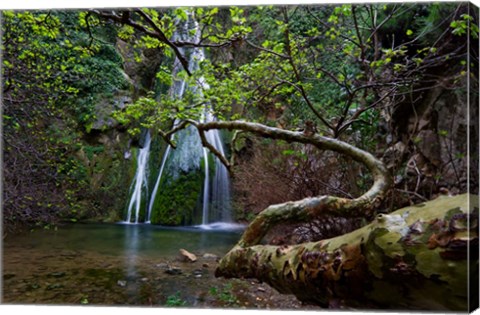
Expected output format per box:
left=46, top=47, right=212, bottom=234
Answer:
left=165, top=292, right=187, bottom=307
left=2, top=10, right=128, bottom=231
left=110, top=3, right=470, bottom=144
left=3, top=2, right=474, bottom=231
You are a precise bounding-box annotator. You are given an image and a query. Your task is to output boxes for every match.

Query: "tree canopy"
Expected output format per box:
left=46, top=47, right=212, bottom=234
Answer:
left=2, top=2, right=478, bottom=310
left=105, top=4, right=475, bottom=140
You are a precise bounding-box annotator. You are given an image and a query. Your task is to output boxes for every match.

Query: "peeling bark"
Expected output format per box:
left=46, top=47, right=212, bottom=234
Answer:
left=216, top=194, right=479, bottom=311
left=195, top=121, right=478, bottom=311
left=196, top=120, right=391, bottom=246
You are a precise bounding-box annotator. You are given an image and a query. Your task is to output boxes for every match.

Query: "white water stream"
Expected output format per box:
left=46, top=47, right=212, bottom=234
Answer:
left=125, top=132, right=151, bottom=223
left=125, top=11, right=232, bottom=227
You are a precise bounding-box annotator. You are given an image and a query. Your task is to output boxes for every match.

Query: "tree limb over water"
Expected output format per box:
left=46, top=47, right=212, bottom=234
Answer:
left=154, top=120, right=478, bottom=311
left=87, top=5, right=478, bottom=310
left=196, top=120, right=391, bottom=246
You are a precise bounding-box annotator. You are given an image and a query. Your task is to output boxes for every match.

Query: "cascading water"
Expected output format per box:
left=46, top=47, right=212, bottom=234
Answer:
left=146, top=145, right=171, bottom=223
left=188, top=16, right=232, bottom=227
left=125, top=11, right=233, bottom=228
left=124, top=132, right=151, bottom=223
left=201, top=110, right=232, bottom=226
left=209, top=130, right=232, bottom=223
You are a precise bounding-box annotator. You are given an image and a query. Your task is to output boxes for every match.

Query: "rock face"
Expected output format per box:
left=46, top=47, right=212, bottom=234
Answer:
left=74, top=126, right=136, bottom=222
left=116, top=38, right=164, bottom=98
left=63, top=34, right=169, bottom=223
left=381, top=83, right=478, bottom=205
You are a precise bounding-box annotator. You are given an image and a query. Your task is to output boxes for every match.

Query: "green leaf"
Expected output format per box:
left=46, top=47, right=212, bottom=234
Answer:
left=174, top=8, right=188, bottom=21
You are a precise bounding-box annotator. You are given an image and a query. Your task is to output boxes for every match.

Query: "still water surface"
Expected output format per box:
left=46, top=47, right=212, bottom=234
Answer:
left=7, top=222, right=244, bottom=258
left=3, top=222, right=245, bottom=305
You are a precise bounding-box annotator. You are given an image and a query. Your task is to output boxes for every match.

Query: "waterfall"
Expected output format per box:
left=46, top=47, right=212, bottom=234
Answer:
left=201, top=110, right=232, bottom=226
left=201, top=146, right=210, bottom=225
left=124, top=132, right=151, bottom=223
left=125, top=11, right=232, bottom=227
left=188, top=15, right=232, bottom=226
left=146, top=145, right=171, bottom=223
left=201, top=131, right=232, bottom=225
left=210, top=132, right=232, bottom=223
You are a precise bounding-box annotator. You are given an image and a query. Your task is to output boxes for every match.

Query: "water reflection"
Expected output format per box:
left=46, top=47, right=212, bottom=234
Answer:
left=3, top=222, right=245, bottom=306
left=6, top=223, right=243, bottom=259
left=124, top=224, right=140, bottom=281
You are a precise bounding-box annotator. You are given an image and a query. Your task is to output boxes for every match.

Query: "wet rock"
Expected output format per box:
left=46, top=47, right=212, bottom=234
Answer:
left=165, top=267, right=182, bottom=275
left=202, top=263, right=209, bottom=268
left=27, top=283, right=40, bottom=290
left=60, top=250, right=78, bottom=257
left=202, top=253, right=219, bottom=260
left=179, top=249, right=197, bottom=262
left=193, top=269, right=203, bottom=278
left=48, top=272, right=66, bottom=278
left=117, top=280, right=127, bottom=287
left=3, top=273, right=15, bottom=280
left=46, top=283, right=63, bottom=290
left=156, top=262, right=169, bottom=269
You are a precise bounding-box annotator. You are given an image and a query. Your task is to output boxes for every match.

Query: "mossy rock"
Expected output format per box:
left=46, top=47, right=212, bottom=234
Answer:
left=149, top=169, right=204, bottom=226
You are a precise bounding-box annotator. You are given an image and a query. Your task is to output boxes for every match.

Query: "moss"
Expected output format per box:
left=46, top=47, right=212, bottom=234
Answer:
left=149, top=168, right=204, bottom=226
left=147, top=134, right=168, bottom=190
left=219, top=194, right=477, bottom=310
left=364, top=228, right=388, bottom=278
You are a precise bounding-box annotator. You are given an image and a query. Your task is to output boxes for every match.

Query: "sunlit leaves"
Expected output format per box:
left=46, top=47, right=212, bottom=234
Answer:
left=196, top=7, right=221, bottom=41
left=118, top=24, right=135, bottom=41
left=209, top=6, right=251, bottom=41
left=230, top=7, right=246, bottom=25
left=3, top=10, right=129, bottom=221
left=450, top=14, right=479, bottom=38
left=174, top=8, right=188, bottom=21
left=156, top=65, right=173, bottom=85
left=141, top=8, right=160, bottom=21
left=107, top=3, right=469, bottom=144
left=140, top=36, right=164, bottom=49
left=334, top=4, right=352, bottom=16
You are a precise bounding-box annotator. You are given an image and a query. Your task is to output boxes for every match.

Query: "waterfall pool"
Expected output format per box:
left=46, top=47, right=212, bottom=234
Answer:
left=4, top=222, right=293, bottom=307
left=3, top=222, right=244, bottom=259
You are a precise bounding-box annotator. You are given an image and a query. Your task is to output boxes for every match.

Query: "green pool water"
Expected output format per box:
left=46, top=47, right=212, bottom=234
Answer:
left=5, top=222, right=244, bottom=258
left=2, top=222, right=246, bottom=306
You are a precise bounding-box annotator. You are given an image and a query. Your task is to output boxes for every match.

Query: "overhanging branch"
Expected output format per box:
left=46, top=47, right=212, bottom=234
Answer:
left=196, top=120, right=391, bottom=247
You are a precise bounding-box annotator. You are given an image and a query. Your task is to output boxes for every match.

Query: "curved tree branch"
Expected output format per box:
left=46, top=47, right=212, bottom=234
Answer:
left=196, top=120, right=391, bottom=247
left=134, top=9, right=191, bottom=76
left=158, top=120, right=190, bottom=148
left=195, top=126, right=232, bottom=172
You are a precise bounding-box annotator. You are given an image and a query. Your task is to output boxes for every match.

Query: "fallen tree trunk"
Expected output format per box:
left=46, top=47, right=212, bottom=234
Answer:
left=216, top=194, right=479, bottom=311
left=188, top=120, right=477, bottom=310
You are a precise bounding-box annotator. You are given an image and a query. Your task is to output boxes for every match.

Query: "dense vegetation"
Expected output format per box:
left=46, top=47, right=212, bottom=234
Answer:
left=2, top=11, right=130, bottom=232
left=1, top=2, right=478, bottom=311
left=3, top=3, right=477, bottom=233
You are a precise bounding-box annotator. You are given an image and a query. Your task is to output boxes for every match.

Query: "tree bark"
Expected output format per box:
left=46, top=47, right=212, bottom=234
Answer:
left=216, top=194, right=479, bottom=311
left=196, top=120, right=391, bottom=246
left=192, top=121, right=478, bottom=311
